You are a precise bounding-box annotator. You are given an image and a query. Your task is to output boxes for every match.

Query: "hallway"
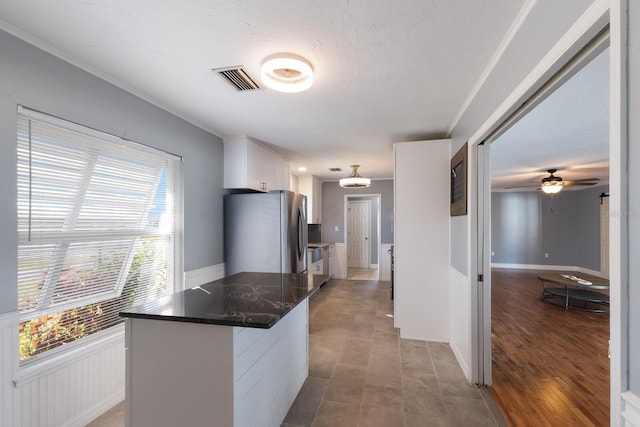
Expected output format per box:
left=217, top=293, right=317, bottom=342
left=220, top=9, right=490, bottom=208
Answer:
left=283, top=278, right=504, bottom=426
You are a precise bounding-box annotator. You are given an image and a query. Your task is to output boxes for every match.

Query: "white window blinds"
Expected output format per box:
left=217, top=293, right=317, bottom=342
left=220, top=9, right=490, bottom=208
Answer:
left=17, top=106, right=183, bottom=363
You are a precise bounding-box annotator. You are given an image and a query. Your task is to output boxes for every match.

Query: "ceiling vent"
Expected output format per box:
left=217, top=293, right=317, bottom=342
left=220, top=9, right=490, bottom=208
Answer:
left=329, top=168, right=342, bottom=172
left=212, top=66, right=261, bottom=91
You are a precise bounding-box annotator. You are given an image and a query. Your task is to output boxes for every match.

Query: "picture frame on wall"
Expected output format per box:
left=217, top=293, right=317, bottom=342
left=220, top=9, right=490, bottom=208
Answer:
left=450, top=142, right=468, bottom=216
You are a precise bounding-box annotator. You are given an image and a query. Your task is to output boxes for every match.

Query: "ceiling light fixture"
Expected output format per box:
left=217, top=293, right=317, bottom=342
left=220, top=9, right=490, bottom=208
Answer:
left=541, top=181, right=564, bottom=194
left=540, top=169, right=564, bottom=194
left=340, top=165, right=370, bottom=188
left=261, top=53, right=313, bottom=93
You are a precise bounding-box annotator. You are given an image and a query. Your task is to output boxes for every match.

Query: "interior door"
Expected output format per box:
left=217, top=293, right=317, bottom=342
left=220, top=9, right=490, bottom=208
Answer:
left=474, top=142, right=492, bottom=386
left=347, top=200, right=370, bottom=268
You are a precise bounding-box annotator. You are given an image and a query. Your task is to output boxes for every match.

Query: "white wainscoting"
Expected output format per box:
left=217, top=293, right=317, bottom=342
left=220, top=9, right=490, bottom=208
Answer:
left=333, top=243, right=347, bottom=279
left=184, top=263, right=226, bottom=289
left=0, top=263, right=226, bottom=427
left=623, top=391, right=640, bottom=427
left=1, top=311, right=19, bottom=427
left=379, top=243, right=392, bottom=281
left=448, top=266, right=471, bottom=381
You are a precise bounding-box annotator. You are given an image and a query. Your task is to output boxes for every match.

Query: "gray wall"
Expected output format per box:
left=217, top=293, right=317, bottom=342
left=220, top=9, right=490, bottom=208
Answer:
left=0, top=30, right=224, bottom=315
left=448, top=0, right=596, bottom=275
left=322, top=180, right=393, bottom=263
left=628, top=0, right=640, bottom=393
left=492, top=186, right=605, bottom=270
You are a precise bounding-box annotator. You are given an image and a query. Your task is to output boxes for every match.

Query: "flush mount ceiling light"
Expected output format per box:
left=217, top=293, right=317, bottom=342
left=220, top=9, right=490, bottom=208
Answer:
left=261, top=53, right=313, bottom=93
left=340, top=165, right=370, bottom=188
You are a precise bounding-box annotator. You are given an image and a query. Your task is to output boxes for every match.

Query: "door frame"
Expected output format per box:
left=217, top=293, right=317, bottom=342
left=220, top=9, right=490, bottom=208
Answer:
left=343, top=194, right=381, bottom=271
left=467, top=2, right=627, bottom=422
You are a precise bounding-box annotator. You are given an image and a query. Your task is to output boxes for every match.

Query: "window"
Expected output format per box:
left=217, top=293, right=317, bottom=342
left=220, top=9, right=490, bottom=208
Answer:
left=17, top=106, right=183, bottom=364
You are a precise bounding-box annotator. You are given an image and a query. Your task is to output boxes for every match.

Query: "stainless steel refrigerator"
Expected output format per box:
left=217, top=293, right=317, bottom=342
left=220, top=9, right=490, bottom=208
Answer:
left=224, top=190, right=308, bottom=275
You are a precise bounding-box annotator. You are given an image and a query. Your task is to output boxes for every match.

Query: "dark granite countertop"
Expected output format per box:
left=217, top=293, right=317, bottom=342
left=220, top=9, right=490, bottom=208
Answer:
left=119, top=272, right=327, bottom=328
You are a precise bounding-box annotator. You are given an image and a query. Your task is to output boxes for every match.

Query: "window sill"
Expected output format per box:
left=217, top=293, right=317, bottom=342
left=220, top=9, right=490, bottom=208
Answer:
left=14, top=324, right=125, bottom=388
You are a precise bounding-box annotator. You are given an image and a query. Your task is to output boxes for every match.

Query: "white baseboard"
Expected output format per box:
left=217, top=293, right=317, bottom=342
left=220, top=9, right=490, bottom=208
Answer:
left=622, top=391, right=640, bottom=426
left=491, top=263, right=604, bottom=277
left=65, top=390, right=124, bottom=427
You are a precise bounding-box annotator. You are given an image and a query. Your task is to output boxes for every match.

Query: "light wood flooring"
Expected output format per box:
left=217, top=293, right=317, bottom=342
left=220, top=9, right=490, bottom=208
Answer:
left=489, top=269, right=610, bottom=427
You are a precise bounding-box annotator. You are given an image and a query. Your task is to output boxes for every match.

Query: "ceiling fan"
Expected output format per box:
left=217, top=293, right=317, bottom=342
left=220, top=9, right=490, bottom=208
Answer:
left=505, top=169, right=600, bottom=194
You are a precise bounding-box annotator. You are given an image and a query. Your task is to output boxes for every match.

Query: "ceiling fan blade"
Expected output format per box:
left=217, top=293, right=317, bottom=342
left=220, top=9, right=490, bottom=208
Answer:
left=564, top=182, right=598, bottom=186
left=564, top=178, right=600, bottom=183
left=503, top=184, right=540, bottom=189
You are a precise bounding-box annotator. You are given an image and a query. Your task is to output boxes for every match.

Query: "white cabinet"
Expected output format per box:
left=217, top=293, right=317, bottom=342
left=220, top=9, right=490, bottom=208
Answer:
left=298, top=175, right=322, bottom=223
left=224, top=136, right=289, bottom=192
left=124, top=302, right=309, bottom=427
left=310, top=259, right=323, bottom=274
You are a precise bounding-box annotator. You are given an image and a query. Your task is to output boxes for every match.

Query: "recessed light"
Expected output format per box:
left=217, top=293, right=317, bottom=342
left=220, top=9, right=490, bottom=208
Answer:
left=298, top=167, right=307, bottom=172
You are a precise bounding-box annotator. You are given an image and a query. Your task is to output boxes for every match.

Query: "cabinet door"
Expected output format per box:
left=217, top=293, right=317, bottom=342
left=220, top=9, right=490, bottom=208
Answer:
left=247, top=141, right=270, bottom=191
left=312, top=177, right=322, bottom=223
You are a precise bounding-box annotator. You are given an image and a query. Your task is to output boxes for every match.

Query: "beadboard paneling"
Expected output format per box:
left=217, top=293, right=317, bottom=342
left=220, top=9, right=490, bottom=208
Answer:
left=16, top=333, right=125, bottom=427
left=2, top=263, right=226, bottom=427
left=1, top=312, right=19, bottom=427
left=184, top=263, right=226, bottom=288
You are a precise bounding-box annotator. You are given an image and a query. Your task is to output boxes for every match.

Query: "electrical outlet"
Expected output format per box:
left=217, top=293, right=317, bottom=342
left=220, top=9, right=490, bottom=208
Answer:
left=334, top=225, right=339, bottom=231
left=545, top=253, right=549, bottom=258
left=491, top=251, right=495, bottom=256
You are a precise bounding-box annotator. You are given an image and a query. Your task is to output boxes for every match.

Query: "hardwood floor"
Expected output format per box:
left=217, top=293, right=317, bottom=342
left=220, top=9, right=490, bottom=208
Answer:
left=489, top=269, right=610, bottom=427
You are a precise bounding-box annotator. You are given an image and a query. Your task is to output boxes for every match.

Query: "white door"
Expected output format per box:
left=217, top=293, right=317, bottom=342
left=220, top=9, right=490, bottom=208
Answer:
left=347, top=200, right=370, bottom=268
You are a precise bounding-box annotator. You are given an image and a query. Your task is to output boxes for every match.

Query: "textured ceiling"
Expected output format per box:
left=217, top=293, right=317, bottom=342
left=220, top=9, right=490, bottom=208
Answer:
left=0, top=0, right=526, bottom=180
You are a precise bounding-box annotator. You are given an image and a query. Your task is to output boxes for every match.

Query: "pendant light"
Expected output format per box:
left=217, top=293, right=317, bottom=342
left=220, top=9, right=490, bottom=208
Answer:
left=340, top=165, right=371, bottom=188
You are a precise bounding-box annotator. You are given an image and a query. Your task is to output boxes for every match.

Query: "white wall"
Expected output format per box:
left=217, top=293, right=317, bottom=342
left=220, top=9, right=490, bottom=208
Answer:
left=393, top=139, right=450, bottom=342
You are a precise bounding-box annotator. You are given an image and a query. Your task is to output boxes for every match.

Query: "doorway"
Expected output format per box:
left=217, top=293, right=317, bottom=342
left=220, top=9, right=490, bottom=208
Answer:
left=476, top=34, right=611, bottom=425
left=344, top=194, right=381, bottom=280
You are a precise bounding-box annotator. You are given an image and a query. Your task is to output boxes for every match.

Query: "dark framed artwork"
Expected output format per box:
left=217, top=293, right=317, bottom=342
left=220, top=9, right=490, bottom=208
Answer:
left=450, top=142, right=468, bottom=216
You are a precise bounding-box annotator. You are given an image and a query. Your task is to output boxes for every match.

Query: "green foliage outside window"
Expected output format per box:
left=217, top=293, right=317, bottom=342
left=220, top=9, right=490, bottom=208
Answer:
left=19, top=238, right=166, bottom=361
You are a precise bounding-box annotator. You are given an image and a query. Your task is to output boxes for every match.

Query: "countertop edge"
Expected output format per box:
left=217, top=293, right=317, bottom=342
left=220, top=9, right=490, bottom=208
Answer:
left=119, top=272, right=328, bottom=329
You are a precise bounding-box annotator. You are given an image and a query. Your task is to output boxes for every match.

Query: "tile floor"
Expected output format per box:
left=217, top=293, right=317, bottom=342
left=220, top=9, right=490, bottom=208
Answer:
left=88, top=278, right=505, bottom=427
left=346, top=267, right=378, bottom=280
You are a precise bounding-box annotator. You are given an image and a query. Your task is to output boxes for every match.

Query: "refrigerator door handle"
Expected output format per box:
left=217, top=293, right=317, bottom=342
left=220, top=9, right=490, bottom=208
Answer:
left=297, top=206, right=305, bottom=258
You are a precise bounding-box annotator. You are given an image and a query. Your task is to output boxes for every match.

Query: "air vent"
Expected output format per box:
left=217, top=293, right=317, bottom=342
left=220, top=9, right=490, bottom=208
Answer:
left=329, top=168, right=342, bottom=172
left=212, top=66, right=261, bottom=91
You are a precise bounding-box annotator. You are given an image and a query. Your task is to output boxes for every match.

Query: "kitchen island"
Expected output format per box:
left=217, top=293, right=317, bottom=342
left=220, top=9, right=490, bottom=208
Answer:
left=120, top=272, right=327, bottom=427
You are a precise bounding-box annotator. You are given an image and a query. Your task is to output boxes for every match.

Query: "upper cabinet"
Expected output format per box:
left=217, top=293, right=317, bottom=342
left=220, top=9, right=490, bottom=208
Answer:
left=298, top=175, right=322, bottom=224
left=224, top=136, right=289, bottom=192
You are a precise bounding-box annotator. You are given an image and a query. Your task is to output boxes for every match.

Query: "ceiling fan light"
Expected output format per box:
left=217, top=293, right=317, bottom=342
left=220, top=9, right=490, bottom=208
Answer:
left=541, top=181, right=563, bottom=194
left=261, top=53, right=313, bottom=93
left=340, top=165, right=371, bottom=188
